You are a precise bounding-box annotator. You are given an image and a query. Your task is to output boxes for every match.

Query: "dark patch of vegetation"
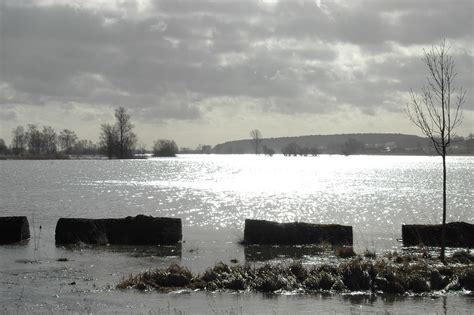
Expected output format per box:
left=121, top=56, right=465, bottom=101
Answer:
left=335, top=246, right=356, bottom=258
left=212, top=133, right=474, bottom=155
left=117, top=251, right=473, bottom=295
left=2, top=107, right=143, bottom=160
left=250, top=129, right=262, bottom=155
left=341, top=138, right=364, bottom=156
left=117, top=263, right=192, bottom=291
left=153, top=139, right=179, bottom=157
left=0, top=139, right=7, bottom=155
left=448, top=250, right=474, bottom=264
left=281, top=142, right=319, bottom=156
left=179, top=144, right=212, bottom=154
left=3, top=125, right=99, bottom=159
left=262, top=145, right=275, bottom=156
left=100, top=107, right=137, bottom=159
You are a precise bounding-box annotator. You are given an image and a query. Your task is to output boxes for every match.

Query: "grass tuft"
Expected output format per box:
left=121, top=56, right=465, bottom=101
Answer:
left=117, top=251, right=473, bottom=295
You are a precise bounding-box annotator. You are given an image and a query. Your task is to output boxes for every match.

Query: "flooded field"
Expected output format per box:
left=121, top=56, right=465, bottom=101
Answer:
left=1, top=155, right=472, bottom=313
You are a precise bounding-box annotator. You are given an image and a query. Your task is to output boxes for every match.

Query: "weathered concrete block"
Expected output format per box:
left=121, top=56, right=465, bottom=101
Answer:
left=243, top=219, right=353, bottom=245
left=105, top=215, right=182, bottom=245
left=0, top=216, right=30, bottom=244
left=55, top=215, right=182, bottom=245
left=55, top=218, right=108, bottom=245
left=402, top=222, right=474, bottom=247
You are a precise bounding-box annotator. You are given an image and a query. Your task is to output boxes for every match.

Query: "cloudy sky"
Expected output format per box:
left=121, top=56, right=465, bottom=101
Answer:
left=0, top=0, right=472, bottom=148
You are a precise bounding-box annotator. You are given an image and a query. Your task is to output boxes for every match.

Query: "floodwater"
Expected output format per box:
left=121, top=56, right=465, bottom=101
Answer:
left=0, top=155, right=473, bottom=313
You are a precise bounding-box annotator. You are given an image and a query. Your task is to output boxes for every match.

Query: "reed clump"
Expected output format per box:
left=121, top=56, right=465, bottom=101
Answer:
left=117, top=251, right=473, bottom=294
left=117, top=263, right=192, bottom=291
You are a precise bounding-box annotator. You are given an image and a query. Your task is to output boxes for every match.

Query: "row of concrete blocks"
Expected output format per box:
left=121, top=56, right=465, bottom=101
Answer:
left=1, top=215, right=473, bottom=247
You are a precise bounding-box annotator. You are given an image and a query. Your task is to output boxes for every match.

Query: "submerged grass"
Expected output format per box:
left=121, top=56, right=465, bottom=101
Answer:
left=117, top=251, right=473, bottom=295
left=117, top=264, right=193, bottom=291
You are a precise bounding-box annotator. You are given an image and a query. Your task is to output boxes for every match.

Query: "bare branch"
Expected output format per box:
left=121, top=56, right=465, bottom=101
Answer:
left=406, top=40, right=464, bottom=154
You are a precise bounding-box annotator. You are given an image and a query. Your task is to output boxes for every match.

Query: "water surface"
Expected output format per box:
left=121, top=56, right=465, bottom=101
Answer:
left=1, top=155, right=473, bottom=313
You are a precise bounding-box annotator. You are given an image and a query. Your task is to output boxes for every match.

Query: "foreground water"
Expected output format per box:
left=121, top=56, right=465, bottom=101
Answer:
left=0, top=155, right=473, bottom=313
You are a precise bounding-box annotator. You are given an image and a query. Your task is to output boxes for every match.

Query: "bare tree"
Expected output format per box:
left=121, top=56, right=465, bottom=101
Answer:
left=0, top=138, right=7, bottom=155
left=11, top=126, right=26, bottom=156
left=114, top=107, right=137, bottom=159
left=406, top=41, right=465, bottom=262
left=73, top=139, right=98, bottom=156
left=41, top=126, right=57, bottom=154
left=99, top=107, right=137, bottom=159
left=99, top=123, right=118, bottom=159
left=136, top=142, right=147, bottom=155
left=59, top=129, right=78, bottom=153
left=250, top=129, right=262, bottom=155
left=282, top=142, right=300, bottom=156
left=26, top=124, right=42, bottom=155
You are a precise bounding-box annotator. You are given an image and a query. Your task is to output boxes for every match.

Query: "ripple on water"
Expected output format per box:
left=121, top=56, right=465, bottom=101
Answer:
left=1, top=155, right=472, bottom=241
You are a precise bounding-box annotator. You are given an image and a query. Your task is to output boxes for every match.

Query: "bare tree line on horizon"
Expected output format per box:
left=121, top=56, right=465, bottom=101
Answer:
left=1, top=125, right=473, bottom=158
left=0, top=106, right=184, bottom=159
left=3, top=124, right=97, bottom=158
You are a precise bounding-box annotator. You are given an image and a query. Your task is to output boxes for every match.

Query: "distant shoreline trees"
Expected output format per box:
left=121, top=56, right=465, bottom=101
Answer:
left=179, top=144, right=211, bottom=154
left=1, top=106, right=185, bottom=159
left=59, top=129, right=78, bottom=154
left=11, top=126, right=26, bottom=156
left=153, top=139, right=178, bottom=157
left=0, top=139, right=7, bottom=155
left=250, top=129, right=262, bottom=155
left=4, top=124, right=98, bottom=158
left=281, top=142, right=319, bottom=156
left=341, top=138, right=364, bottom=156
left=262, top=145, right=275, bottom=156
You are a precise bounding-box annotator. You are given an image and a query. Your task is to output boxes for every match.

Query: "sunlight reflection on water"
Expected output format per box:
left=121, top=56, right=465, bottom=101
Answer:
left=72, top=155, right=473, bottom=237
left=1, top=155, right=473, bottom=312
left=1, top=155, right=473, bottom=249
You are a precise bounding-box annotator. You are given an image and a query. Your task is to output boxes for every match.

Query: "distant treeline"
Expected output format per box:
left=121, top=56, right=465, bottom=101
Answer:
left=0, top=125, right=98, bottom=158
left=2, top=113, right=473, bottom=159
left=0, top=107, right=212, bottom=159
left=212, top=133, right=474, bottom=156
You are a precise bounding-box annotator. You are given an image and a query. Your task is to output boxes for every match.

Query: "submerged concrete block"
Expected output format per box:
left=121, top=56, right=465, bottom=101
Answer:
left=402, top=222, right=474, bottom=247
left=0, top=216, right=30, bottom=244
left=55, top=218, right=108, bottom=245
left=243, top=219, right=353, bottom=246
left=55, top=215, right=182, bottom=245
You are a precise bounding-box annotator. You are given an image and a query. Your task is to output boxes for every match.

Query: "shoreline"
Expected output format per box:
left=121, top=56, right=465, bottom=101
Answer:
left=1, top=153, right=474, bottom=161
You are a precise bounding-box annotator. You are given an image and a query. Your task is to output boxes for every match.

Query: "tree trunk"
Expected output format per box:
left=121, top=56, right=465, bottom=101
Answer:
left=120, top=130, right=124, bottom=159
left=440, top=152, right=447, bottom=263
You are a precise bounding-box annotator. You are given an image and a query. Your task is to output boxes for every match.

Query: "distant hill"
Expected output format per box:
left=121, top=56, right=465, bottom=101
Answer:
left=212, top=133, right=429, bottom=155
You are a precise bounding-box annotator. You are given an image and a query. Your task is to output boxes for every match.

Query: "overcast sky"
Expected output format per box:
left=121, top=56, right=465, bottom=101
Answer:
left=0, top=0, right=472, bottom=148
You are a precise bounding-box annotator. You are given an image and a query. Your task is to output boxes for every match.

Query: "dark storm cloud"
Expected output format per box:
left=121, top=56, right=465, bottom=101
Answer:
left=0, top=0, right=472, bottom=124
